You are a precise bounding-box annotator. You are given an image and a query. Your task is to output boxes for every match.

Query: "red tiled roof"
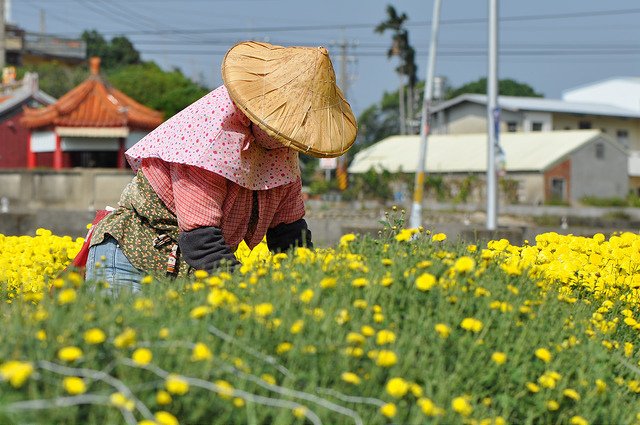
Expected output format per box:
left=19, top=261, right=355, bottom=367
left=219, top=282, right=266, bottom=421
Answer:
left=21, top=58, right=163, bottom=130
left=0, top=95, right=10, bottom=103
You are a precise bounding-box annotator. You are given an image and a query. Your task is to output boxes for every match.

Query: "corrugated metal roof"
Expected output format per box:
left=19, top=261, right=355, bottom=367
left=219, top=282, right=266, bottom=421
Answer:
left=349, top=130, right=623, bottom=174
left=562, top=76, right=640, bottom=95
left=431, top=94, right=640, bottom=118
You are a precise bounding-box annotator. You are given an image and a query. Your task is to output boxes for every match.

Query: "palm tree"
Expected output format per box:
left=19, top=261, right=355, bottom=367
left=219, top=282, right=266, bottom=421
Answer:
left=375, top=5, right=418, bottom=135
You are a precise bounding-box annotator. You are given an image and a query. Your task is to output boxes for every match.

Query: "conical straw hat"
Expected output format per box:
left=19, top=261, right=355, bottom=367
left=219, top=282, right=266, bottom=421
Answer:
left=222, top=41, right=357, bottom=158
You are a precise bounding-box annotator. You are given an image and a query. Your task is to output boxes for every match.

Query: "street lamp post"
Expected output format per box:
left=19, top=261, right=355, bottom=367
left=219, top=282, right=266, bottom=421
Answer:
left=409, top=0, right=442, bottom=229
left=486, top=0, right=499, bottom=230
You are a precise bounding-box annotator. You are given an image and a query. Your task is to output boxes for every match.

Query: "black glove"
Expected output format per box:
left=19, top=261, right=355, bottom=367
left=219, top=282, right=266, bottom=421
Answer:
left=178, top=226, right=240, bottom=273
left=267, top=219, right=313, bottom=252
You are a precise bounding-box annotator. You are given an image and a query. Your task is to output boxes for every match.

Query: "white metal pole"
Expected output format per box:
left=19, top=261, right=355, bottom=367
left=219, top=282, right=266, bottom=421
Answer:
left=486, top=0, right=499, bottom=230
left=409, top=0, right=442, bottom=229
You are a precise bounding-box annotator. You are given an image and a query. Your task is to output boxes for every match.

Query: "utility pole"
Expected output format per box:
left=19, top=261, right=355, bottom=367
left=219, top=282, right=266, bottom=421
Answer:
left=409, top=0, right=442, bottom=229
left=335, top=32, right=357, bottom=102
left=332, top=34, right=357, bottom=191
left=0, top=0, right=5, bottom=70
left=40, top=9, right=46, bottom=34
left=486, top=0, right=499, bottom=230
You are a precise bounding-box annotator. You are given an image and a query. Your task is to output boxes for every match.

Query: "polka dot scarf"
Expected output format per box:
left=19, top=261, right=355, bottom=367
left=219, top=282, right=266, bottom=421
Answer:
left=126, top=85, right=300, bottom=190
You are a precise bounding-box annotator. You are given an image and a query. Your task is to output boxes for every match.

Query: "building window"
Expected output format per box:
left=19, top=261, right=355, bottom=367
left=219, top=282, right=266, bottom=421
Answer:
left=617, top=129, right=629, bottom=148
left=507, top=122, right=517, bottom=132
left=551, top=178, right=565, bottom=202
left=531, top=122, right=543, bottom=132
left=595, top=143, right=605, bottom=159
left=70, top=151, right=118, bottom=168
left=578, top=121, right=592, bottom=129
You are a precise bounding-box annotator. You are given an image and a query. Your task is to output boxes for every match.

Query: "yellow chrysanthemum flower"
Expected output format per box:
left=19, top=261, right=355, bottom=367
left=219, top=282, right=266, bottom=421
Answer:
left=535, top=348, right=553, bottom=363
left=62, top=376, right=86, bottom=395
left=132, top=348, right=153, bottom=366
left=0, top=361, right=34, bottom=388
left=84, top=328, right=107, bottom=345
left=386, top=377, right=409, bottom=398
left=191, top=343, right=213, bottom=361
left=58, top=346, right=83, bottom=362
left=155, top=411, right=179, bottom=425
left=491, top=352, right=507, bottom=365
left=341, top=372, right=361, bottom=385
left=379, top=403, right=397, bottom=418
left=451, top=396, right=473, bottom=416
left=165, top=374, right=189, bottom=395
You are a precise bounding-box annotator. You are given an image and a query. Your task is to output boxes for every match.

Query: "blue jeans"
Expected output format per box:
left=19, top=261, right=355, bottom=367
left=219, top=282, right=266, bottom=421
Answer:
left=85, top=235, right=145, bottom=295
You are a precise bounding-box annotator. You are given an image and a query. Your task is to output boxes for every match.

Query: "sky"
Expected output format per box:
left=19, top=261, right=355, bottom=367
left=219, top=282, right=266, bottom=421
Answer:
left=11, top=0, right=640, bottom=116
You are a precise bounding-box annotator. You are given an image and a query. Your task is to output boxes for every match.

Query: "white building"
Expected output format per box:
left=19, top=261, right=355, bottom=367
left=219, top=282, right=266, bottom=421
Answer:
left=563, top=77, right=640, bottom=113
left=349, top=130, right=628, bottom=206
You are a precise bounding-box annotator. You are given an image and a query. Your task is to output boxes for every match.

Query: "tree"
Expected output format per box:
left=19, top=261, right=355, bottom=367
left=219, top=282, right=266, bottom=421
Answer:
left=16, top=62, right=87, bottom=98
left=109, top=36, right=141, bottom=68
left=355, top=82, right=425, bottom=153
left=106, top=63, right=208, bottom=118
left=375, top=5, right=418, bottom=135
left=81, top=30, right=141, bottom=69
left=81, top=30, right=110, bottom=63
left=446, top=77, right=544, bottom=99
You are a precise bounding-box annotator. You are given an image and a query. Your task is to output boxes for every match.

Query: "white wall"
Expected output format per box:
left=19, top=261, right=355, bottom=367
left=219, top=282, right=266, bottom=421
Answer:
left=523, top=112, right=552, bottom=132
left=31, top=131, right=56, bottom=152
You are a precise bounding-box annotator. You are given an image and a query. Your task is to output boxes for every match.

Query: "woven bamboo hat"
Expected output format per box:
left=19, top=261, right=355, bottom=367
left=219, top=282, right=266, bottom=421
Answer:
left=222, top=41, right=357, bottom=158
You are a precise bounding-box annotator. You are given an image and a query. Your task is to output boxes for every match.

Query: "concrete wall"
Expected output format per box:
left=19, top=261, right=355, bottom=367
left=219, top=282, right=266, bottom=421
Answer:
left=0, top=168, right=133, bottom=210
left=509, top=173, right=545, bottom=205
left=435, top=103, right=639, bottom=151
left=570, top=137, right=629, bottom=201
left=552, top=113, right=640, bottom=150
left=445, top=103, right=486, bottom=134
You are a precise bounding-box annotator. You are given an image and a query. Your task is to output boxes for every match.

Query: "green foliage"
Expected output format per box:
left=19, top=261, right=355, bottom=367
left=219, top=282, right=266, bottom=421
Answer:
left=425, top=175, right=447, bottom=202
left=453, top=175, right=479, bottom=204
left=18, top=29, right=207, bottom=119
left=499, top=178, right=520, bottom=205
left=308, top=177, right=337, bottom=196
left=81, top=30, right=141, bottom=69
left=375, top=5, right=417, bottom=87
left=2, top=234, right=640, bottom=424
left=355, top=82, right=425, bottom=156
left=343, top=168, right=394, bottom=201
left=16, top=63, right=87, bottom=99
left=545, top=199, right=571, bottom=207
left=106, top=63, right=208, bottom=118
left=580, top=196, right=629, bottom=207
left=446, top=78, right=544, bottom=100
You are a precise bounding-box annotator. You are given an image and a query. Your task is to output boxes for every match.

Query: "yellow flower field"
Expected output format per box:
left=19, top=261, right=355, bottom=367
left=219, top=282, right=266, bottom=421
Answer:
left=2, top=221, right=640, bottom=425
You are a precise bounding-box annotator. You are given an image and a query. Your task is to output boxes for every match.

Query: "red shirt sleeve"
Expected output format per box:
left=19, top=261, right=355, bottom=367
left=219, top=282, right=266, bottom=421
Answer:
left=170, top=163, right=227, bottom=231
left=269, top=177, right=306, bottom=228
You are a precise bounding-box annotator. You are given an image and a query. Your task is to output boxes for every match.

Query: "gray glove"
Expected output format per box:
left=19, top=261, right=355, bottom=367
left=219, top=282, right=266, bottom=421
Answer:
left=178, top=226, right=240, bottom=272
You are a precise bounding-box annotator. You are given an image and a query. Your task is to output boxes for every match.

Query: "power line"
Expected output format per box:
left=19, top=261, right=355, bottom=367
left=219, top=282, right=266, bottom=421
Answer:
left=72, top=0, right=150, bottom=31
left=25, top=7, right=640, bottom=37
left=127, top=38, right=640, bottom=50
left=135, top=48, right=640, bottom=57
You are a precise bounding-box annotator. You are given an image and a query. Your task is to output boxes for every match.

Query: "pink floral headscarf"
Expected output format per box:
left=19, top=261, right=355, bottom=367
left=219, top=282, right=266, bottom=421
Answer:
left=126, top=85, right=300, bottom=190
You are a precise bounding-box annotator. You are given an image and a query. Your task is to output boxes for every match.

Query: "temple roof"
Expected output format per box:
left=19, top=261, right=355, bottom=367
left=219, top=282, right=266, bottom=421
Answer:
left=21, top=57, right=163, bottom=130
